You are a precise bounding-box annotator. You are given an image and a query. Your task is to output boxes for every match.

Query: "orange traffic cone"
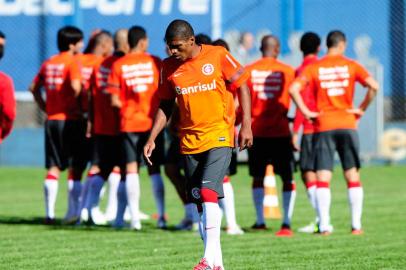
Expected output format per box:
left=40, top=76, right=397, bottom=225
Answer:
left=263, top=164, right=282, bottom=219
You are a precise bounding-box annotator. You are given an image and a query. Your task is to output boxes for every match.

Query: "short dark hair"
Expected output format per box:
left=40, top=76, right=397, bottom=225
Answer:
left=326, top=30, right=346, bottom=48
left=0, top=31, right=5, bottom=39
left=57, top=26, right=83, bottom=52
left=164, top=19, right=194, bottom=43
left=300, top=32, right=321, bottom=56
left=195, top=33, right=212, bottom=45
left=128, top=26, right=147, bottom=49
left=212, top=39, right=230, bottom=51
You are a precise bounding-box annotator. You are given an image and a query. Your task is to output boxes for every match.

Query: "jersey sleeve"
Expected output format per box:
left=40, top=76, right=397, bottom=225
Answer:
left=158, top=61, right=176, bottom=100
left=107, top=62, right=121, bottom=95
left=353, top=61, right=371, bottom=86
left=220, top=49, right=249, bottom=89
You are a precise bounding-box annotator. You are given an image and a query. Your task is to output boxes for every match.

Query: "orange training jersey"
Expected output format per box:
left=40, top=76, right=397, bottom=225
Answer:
left=108, top=52, right=161, bottom=132
left=91, top=52, right=123, bottom=136
left=76, top=53, right=104, bottom=113
left=159, top=44, right=249, bottom=154
left=295, top=55, right=370, bottom=132
left=246, top=57, right=295, bottom=137
left=32, top=51, right=82, bottom=120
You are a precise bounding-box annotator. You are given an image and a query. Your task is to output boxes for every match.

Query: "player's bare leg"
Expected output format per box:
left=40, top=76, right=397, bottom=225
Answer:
left=148, top=165, right=166, bottom=229
left=344, top=167, right=363, bottom=234
left=44, top=166, right=60, bottom=224
left=165, top=163, right=198, bottom=230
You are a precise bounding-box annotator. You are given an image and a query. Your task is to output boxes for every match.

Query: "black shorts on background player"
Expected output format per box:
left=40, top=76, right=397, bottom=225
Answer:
left=45, top=120, right=89, bottom=170
left=123, top=131, right=165, bottom=166
left=92, top=135, right=125, bottom=177
left=183, top=147, right=232, bottom=204
left=299, top=134, right=315, bottom=172
left=248, top=137, right=295, bottom=177
left=314, top=129, right=360, bottom=171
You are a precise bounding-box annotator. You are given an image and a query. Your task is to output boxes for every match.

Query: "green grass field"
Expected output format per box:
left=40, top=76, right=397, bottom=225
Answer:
left=0, top=165, right=405, bottom=269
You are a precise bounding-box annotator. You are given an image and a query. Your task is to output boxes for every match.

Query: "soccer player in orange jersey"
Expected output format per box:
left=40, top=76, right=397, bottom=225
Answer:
left=29, top=26, right=84, bottom=224
left=144, top=20, right=252, bottom=270
left=79, top=29, right=128, bottom=225
left=108, top=26, right=166, bottom=230
left=245, top=35, right=296, bottom=237
left=72, top=30, right=113, bottom=224
left=290, top=30, right=379, bottom=235
left=292, top=32, right=324, bottom=233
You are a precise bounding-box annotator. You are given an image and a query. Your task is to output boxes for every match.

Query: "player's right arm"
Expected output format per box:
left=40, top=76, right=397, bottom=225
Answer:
left=29, top=65, right=46, bottom=112
left=144, top=98, right=175, bottom=165
left=144, top=63, right=175, bottom=165
left=289, top=68, right=319, bottom=120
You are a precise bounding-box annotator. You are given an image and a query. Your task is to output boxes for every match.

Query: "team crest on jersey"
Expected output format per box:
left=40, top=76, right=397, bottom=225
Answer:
left=191, top=188, right=201, bottom=199
left=202, top=63, right=214, bottom=75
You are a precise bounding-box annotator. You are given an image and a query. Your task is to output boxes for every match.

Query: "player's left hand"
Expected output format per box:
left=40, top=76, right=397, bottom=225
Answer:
left=143, top=140, right=156, bottom=166
left=347, top=108, right=364, bottom=119
left=238, top=124, right=253, bottom=151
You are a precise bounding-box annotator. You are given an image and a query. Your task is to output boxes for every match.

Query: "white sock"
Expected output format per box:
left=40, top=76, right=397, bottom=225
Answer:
left=44, top=179, right=58, bottom=219
left=150, top=173, right=165, bottom=219
left=306, top=184, right=318, bottom=211
left=348, top=186, right=363, bottom=230
left=252, top=187, right=265, bottom=225
left=115, top=181, right=127, bottom=226
left=105, top=171, right=121, bottom=220
left=86, top=175, right=105, bottom=210
left=316, top=185, right=331, bottom=232
left=222, top=182, right=238, bottom=228
left=126, top=173, right=140, bottom=224
left=202, top=202, right=222, bottom=268
left=282, top=190, right=296, bottom=226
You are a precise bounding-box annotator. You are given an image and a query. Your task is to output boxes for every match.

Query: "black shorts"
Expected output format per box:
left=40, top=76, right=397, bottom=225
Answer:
left=248, top=137, right=295, bottom=178
left=122, top=131, right=165, bottom=166
left=67, top=120, right=91, bottom=171
left=314, top=129, right=361, bottom=171
left=45, top=120, right=69, bottom=170
left=165, top=133, right=182, bottom=166
left=299, top=134, right=316, bottom=172
left=183, top=147, right=232, bottom=204
left=92, top=135, right=124, bottom=175
left=45, top=119, right=90, bottom=171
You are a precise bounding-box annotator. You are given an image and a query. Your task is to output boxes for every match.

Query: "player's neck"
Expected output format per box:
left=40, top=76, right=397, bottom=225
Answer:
left=189, top=44, right=202, bottom=60
left=327, top=48, right=343, bottom=57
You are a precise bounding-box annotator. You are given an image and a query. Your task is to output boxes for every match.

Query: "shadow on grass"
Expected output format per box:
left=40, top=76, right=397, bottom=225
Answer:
left=0, top=215, right=192, bottom=234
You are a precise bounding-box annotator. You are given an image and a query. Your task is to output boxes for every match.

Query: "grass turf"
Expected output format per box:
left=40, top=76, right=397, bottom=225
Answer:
left=0, top=165, right=405, bottom=269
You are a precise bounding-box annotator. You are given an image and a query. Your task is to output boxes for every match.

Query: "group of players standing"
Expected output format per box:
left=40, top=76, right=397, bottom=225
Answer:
left=30, top=19, right=378, bottom=270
